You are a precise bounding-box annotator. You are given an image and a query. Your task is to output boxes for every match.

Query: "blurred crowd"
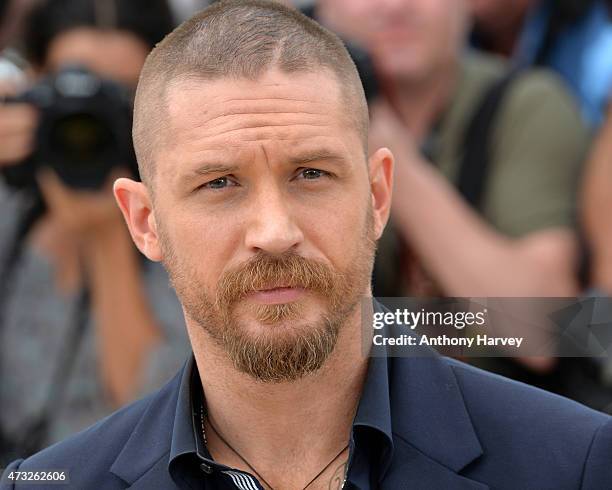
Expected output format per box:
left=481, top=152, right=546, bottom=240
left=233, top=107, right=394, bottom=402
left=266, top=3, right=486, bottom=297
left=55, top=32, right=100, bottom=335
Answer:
left=1, top=0, right=612, bottom=464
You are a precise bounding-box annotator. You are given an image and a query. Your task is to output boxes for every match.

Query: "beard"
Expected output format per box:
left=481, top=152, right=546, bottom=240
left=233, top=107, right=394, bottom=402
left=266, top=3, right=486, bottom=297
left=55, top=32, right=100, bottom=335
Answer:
left=158, top=206, right=377, bottom=383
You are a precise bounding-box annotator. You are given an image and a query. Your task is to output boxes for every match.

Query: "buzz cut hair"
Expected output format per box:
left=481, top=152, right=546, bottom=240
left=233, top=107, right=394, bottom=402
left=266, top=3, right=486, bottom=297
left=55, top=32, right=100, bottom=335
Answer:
left=132, top=0, right=369, bottom=188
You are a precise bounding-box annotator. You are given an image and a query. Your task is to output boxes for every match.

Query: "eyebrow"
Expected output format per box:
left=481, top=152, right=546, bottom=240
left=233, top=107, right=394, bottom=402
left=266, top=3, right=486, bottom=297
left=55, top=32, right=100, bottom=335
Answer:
left=287, top=149, right=348, bottom=166
left=189, top=163, right=239, bottom=177
left=180, top=148, right=348, bottom=186
left=176, top=163, right=237, bottom=189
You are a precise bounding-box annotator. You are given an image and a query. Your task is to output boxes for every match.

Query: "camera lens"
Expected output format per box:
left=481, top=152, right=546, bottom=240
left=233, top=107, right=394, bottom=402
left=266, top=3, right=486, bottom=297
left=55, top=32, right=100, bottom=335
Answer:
left=49, top=113, right=114, bottom=167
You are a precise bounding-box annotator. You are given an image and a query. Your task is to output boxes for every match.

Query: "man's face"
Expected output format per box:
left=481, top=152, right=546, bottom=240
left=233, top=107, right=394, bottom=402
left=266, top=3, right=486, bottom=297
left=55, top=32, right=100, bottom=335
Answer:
left=146, top=69, right=382, bottom=382
left=318, top=0, right=468, bottom=81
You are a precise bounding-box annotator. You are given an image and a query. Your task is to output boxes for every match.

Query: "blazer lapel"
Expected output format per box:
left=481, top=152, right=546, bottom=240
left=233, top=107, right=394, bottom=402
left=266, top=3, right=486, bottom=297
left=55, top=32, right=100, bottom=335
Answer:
left=125, top=453, right=178, bottom=490
left=383, top=338, right=489, bottom=489
left=380, top=436, right=489, bottom=489
left=109, top=363, right=186, bottom=488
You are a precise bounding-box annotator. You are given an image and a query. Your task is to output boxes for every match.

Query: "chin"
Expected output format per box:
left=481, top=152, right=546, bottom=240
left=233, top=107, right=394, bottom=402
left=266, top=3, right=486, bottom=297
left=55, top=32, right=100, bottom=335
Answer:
left=377, top=50, right=430, bottom=79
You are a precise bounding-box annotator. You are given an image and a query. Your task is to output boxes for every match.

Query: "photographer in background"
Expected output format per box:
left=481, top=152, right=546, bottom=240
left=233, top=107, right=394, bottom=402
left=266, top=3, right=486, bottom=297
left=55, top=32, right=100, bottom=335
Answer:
left=0, top=0, right=189, bottom=463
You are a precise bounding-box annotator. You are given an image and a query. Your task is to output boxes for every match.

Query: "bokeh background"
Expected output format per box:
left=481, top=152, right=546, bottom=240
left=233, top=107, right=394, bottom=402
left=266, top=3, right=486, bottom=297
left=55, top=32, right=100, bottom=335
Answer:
left=2, top=0, right=612, bottom=465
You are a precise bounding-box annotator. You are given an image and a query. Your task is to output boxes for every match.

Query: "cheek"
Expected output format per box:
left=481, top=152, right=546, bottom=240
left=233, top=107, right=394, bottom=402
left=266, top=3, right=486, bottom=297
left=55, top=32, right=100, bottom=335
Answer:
left=163, top=208, right=238, bottom=286
left=298, top=192, right=369, bottom=267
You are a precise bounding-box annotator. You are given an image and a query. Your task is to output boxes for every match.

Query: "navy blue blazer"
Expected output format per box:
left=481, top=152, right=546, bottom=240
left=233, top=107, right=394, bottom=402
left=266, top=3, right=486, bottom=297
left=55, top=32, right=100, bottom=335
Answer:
left=2, top=348, right=612, bottom=489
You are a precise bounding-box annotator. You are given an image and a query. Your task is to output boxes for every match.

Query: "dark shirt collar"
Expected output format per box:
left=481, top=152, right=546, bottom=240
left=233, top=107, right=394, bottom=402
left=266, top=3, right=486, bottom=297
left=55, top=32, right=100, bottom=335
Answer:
left=347, top=354, right=395, bottom=488
left=167, top=356, right=205, bottom=489
left=169, top=355, right=201, bottom=462
left=353, top=311, right=393, bottom=445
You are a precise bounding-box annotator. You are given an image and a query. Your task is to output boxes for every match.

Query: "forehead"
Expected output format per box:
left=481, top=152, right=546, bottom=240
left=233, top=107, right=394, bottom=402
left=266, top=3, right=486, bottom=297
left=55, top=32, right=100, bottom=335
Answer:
left=164, top=69, right=348, bottom=136
left=156, top=69, right=360, bottom=180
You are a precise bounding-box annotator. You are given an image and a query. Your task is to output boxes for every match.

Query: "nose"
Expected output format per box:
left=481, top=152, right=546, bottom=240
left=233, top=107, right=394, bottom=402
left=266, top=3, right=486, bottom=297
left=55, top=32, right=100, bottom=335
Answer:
left=243, top=186, right=304, bottom=255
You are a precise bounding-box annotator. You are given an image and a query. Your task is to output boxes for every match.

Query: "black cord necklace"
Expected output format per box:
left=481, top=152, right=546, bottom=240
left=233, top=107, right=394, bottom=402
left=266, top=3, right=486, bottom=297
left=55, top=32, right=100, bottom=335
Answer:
left=199, top=404, right=349, bottom=490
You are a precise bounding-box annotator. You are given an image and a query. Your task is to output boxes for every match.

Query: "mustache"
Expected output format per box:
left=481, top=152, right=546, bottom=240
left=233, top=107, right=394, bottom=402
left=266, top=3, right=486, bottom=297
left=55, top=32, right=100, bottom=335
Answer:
left=215, top=251, right=340, bottom=308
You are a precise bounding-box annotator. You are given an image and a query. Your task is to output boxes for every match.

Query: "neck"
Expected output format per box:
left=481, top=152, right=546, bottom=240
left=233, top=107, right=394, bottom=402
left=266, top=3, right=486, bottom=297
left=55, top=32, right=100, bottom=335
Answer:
left=188, top=301, right=371, bottom=486
left=382, top=62, right=458, bottom=143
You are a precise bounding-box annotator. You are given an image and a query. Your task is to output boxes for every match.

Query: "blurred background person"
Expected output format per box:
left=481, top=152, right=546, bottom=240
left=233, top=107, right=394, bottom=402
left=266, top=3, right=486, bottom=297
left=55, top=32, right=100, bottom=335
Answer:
left=581, top=110, right=612, bottom=297
left=0, top=0, right=189, bottom=464
left=470, top=0, right=612, bottom=128
left=468, top=0, right=612, bottom=392
left=310, top=0, right=612, bottom=407
left=580, top=105, right=612, bottom=400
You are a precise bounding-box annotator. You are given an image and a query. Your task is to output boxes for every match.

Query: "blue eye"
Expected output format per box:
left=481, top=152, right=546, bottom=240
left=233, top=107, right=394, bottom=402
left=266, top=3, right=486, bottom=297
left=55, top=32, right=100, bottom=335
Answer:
left=205, top=176, right=233, bottom=189
left=299, top=168, right=328, bottom=180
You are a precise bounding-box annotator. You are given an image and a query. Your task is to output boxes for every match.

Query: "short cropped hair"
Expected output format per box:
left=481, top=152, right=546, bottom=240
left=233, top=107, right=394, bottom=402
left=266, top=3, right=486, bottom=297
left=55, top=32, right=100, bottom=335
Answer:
left=133, top=0, right=369, bottom=187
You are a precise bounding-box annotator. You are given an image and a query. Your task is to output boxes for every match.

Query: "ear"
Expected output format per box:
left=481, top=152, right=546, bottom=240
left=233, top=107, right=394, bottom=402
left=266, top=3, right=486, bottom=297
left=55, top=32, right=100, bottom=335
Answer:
left=368, top=147, right=394, bottom=240
left=113, top=178, right=163, bottom=261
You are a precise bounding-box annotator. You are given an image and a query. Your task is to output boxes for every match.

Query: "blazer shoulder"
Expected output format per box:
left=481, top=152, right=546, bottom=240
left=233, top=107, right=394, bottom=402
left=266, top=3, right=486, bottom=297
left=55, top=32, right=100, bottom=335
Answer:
left=444, top=358, right=612, bottom=487
left=450, top=361, right=608, bottom=453
left=581, top=416, right=612, bottom=488
left=446, top=357, right=609, bottom=429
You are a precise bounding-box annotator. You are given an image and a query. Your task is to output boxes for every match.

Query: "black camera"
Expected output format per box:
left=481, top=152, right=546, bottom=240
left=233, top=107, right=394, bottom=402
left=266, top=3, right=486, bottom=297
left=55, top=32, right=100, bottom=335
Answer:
left=1, top=65, right=138, bottom=191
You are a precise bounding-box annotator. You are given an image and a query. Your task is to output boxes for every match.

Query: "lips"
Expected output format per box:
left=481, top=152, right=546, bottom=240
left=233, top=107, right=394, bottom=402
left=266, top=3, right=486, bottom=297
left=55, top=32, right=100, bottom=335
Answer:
left=248, top=286, right=306, bottom=305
